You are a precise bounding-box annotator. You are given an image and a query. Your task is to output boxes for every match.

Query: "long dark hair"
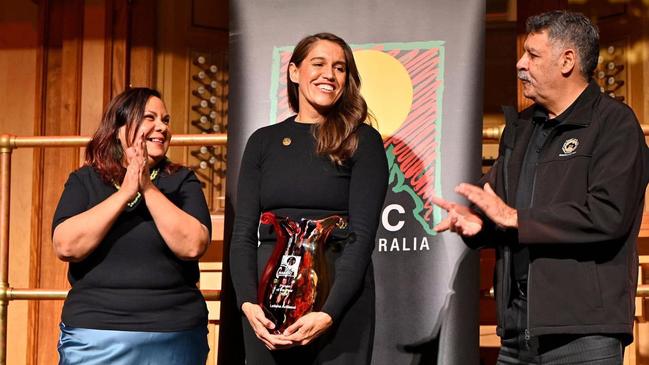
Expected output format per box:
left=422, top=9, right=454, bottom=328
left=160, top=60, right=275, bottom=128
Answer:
left=287, top=33, right=370, bottom=165
left=85, top=88, right=176, bottom=183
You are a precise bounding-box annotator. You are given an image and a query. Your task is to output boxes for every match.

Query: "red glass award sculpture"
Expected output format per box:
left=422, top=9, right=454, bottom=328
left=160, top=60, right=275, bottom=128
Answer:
left=258, top=212, right=347, bottom=333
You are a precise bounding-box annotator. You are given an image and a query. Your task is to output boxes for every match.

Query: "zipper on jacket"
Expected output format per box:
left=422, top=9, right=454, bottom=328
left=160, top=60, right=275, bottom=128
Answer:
left=529, top=170, right=538, bottom=207
left=525, top=124, right=561, bottom=336
left=499, top=146, right=513, bottom=333
left=526, top=264, right=532, bottom=338
left=529, top=126, right=559, bottom=207
left=500, top=245, right=512, bottom=333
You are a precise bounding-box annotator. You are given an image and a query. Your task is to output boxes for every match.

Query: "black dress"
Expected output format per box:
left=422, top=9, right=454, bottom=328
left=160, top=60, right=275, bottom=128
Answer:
left=230, top=116, right=388, bottom=365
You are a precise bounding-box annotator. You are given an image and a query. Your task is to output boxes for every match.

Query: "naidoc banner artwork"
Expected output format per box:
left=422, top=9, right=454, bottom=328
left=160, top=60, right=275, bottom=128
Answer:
left=221, top=1, right=484, bottom=364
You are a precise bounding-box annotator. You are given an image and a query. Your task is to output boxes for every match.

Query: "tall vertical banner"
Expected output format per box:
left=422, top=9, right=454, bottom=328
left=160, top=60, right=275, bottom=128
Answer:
left=221, top=1, right=484, bottom=364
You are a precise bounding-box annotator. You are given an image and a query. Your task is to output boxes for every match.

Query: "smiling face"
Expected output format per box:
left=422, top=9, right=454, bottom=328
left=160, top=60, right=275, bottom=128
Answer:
left=516, top=30, right=565, bottom=107
left=288, top=40, right=347, bottom=121
left=118, top=96, right=171, bottom=166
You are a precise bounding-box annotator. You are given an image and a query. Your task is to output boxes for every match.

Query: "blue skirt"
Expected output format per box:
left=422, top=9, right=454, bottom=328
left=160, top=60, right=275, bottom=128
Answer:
left=58, top=323, right=209, bottom=365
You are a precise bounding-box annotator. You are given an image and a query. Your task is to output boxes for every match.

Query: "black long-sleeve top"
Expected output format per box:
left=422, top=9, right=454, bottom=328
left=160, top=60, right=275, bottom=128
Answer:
left=230, top=116, right=388, bottom=321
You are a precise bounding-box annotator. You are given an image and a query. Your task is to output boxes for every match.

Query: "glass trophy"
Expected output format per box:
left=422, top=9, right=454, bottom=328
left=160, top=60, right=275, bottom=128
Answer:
left=258, top=212, right=347, bottom=334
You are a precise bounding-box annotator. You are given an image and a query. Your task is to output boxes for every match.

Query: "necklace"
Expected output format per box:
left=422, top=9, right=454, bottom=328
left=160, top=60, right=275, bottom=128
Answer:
left=113, top=168, right=160, bottom=208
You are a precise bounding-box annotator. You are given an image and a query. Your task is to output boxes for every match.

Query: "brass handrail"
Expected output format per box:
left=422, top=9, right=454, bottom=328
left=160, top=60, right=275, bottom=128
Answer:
left=2, top=288, right=221, bottom=301
left=0, top=133, right=226, bottom=365
left=483, top=124, right=649, bottom=140
left=2, top=134, right=227, bottom=148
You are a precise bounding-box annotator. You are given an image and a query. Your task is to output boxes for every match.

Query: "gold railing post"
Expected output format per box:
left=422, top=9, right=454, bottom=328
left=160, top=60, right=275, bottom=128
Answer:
left=0, top=134, right=14, bottom=365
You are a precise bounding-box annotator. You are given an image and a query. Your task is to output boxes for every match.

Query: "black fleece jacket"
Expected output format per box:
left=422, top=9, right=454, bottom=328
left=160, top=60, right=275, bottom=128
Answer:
left=468, top=81, right=649, bottom=343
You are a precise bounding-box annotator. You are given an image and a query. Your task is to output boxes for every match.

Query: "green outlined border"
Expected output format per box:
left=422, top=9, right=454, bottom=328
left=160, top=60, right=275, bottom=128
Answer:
left=269, top=40, right=445, bottom=235
left=269, top=44, right=295, bottom=126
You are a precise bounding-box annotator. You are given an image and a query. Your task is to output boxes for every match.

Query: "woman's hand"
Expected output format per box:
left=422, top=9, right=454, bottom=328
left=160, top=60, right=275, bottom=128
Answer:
left=241, top=302, right=293, bottom=350
left=283, top=311, right=333, bottom=346
left=124, top=130, right=153, bottom=196
left=121, top=138, right=145, bottom=201
left=132, top=130, right=154, bottom=191
left=135, top=131, right=155, bottom=192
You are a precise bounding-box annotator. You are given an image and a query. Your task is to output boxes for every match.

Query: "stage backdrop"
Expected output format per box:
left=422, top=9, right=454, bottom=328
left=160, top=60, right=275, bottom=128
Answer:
left=220, top=1, right=484, bottom=364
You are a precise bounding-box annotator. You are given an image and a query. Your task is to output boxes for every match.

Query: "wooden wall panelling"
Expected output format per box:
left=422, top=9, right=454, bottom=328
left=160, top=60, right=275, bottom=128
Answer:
left=26, top=2, right=49, bottom=363
left=623, top=1, right=649, bottom=241
left=483, top=20, right=517, bottom=163
left=79, top=0, right=110, bottom=141
left=108, top=0, right=130, bottom=99
left=30, top=1, right=84, bottom=364
left=0, top=1, right=42, bottom=363
left=156, top=0, right=189, bottom=166
left=636, top=249, right=649, bottom=365
left=642, top=4, right=649, bottom=242
left=484, top=21, right=518, bottom=128
left=30, top=0, right=56, bottom=361
left=632, top=0, right=649, bottom=246
left=129, top=0, right=156, bottom=88
left=192, top=0, right=228, bottom=30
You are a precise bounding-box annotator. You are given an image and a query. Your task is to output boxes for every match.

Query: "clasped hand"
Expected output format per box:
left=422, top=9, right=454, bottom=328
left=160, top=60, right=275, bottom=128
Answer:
left=241, top=302, right=332, bottom=350
left=120, top=129, right=154, bottom=201
left=431, top=183, right=518, bottom=236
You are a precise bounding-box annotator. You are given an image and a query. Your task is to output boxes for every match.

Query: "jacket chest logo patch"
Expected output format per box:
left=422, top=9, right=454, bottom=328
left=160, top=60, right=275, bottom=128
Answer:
left=560, top=138, right=579, bottom=156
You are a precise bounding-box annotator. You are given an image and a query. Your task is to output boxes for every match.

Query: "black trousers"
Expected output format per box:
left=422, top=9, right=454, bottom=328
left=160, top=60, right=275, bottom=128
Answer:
left=497, top=292, right=624, bottom=364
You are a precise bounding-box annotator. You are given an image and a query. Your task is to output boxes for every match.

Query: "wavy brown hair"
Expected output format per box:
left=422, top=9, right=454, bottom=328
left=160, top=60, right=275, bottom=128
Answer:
left=287, top=33, right=371, bottom=165
left=85, top=88, right=177, bottom=184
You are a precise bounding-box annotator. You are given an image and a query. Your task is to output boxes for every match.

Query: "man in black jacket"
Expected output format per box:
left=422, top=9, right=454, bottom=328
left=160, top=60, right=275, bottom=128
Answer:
left=433, top=10, right=649, bottom=364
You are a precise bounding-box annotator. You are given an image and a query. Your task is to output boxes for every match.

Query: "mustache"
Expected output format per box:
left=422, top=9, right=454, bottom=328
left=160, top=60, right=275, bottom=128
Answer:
left=517, top=71, right=531, bottom=82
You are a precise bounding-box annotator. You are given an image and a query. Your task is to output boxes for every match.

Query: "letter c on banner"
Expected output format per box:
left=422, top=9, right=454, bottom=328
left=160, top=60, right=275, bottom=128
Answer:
left=382, top=204, right=405, bottom=232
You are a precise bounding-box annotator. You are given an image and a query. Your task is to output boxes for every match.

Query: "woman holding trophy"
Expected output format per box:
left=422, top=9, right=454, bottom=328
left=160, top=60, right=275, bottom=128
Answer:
left=230, top=33, right=388, bottom=364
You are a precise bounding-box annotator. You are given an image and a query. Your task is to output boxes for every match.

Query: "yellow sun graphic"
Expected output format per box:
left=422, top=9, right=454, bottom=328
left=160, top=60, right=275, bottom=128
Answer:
left=353, top=50, right=413, bottom=137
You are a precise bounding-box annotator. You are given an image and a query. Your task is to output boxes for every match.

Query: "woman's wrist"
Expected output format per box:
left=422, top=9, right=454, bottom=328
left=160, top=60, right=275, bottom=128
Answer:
left=141, top=182, right=159, bottom=197
left=114, top=188, right=136, bottom=206
left=315, top=311, right=333, bottom=326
